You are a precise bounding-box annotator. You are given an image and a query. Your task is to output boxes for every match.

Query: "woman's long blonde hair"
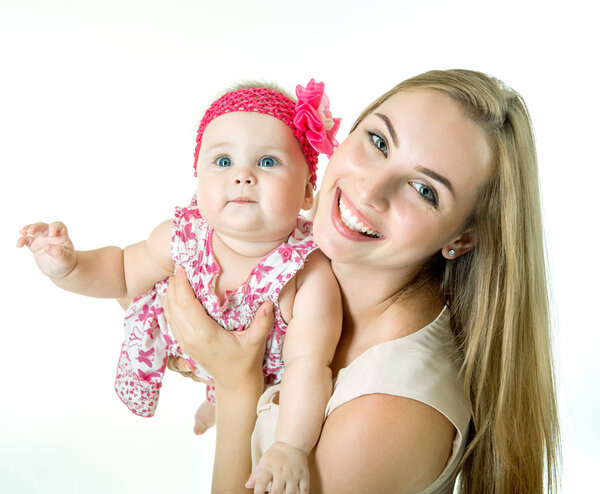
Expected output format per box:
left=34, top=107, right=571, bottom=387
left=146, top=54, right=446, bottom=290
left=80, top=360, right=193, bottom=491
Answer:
left=352, top=70, right=560, bottom=493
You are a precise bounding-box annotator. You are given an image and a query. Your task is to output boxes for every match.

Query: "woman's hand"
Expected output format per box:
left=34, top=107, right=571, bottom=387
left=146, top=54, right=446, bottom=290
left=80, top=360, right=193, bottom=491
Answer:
left=163, top=265, right=274, bottom=391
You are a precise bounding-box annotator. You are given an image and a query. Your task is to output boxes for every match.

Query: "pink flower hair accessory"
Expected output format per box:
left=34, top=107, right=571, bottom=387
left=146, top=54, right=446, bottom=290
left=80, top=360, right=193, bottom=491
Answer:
left=293, top=79, right=341, bottom=159
left=193, top=80, right=340, bottom=189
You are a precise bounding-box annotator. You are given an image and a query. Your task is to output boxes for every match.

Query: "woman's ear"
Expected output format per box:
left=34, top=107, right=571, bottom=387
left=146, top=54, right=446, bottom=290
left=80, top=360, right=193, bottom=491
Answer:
left=442, top=229, right=477, bottom=260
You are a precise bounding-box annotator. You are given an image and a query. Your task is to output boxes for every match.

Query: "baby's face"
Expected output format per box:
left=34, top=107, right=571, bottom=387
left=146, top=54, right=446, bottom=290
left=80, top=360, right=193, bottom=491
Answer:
left=195, top=112, right=314, bottom=244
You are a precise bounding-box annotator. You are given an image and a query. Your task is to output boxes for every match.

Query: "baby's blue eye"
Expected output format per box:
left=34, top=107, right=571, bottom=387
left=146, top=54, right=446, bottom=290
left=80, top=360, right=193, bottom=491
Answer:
left=217, top=156, right=232, bottom=167
left=259, top=156, right=280, bottom=168
left=369, top=132, right=388, bottom=154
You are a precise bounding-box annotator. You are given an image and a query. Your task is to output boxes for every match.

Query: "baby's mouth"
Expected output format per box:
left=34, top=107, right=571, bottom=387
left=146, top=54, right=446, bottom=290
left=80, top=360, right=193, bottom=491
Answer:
left=229, top=196, right=256, bottom=204
left=338, top=193, right=382, bottom=238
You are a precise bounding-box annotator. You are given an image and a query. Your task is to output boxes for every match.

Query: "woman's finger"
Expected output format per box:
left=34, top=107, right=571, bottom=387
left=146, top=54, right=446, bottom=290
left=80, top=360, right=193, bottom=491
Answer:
left=165, top=268, right=222, bottom=362
left=168, top=267, right=209, bottom=322
left=165, top=267, right=181, bottom=308
left=172, top=265, right=198, bottom=308
left=239, top=300, right=274, bottom=345
left=167, top=356, right=194, bottom=373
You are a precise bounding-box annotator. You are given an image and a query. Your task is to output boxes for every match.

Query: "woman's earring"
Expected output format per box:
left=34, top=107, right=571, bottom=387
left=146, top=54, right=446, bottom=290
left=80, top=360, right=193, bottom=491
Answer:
left=448, top=249, right=456, bottom=258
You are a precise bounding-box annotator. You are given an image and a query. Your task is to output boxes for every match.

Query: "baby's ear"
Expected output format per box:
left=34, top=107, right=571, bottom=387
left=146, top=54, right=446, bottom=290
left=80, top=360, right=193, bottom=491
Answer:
left=303, top=191, right=319, bottom=221
left=301, top=179, right=314, bottom=211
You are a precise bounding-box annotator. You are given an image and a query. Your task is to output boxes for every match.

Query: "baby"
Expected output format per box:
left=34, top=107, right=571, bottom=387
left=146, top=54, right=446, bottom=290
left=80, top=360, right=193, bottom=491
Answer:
left=18, top=80, right=343, bottom=492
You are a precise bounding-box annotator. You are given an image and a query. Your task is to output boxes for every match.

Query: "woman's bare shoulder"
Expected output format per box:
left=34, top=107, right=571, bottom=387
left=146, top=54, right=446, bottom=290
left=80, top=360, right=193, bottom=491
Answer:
left=309, top=393, right=455, bottom=494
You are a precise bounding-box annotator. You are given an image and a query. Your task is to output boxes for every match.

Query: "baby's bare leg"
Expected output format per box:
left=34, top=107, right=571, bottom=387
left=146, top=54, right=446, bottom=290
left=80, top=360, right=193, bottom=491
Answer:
left=165, top=357, right=216, bottom=435
left=194, top=400, right=216, bottom=435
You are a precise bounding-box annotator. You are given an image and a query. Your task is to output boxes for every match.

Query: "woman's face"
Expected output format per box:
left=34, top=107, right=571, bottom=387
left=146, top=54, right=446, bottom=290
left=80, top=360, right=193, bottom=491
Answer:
left=313, top=88, right=493, bottom=273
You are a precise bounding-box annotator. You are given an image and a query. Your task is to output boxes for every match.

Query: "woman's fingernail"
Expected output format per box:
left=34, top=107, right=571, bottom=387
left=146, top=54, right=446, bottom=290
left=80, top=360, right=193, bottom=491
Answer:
left=175, top=265, right=184, bottom=275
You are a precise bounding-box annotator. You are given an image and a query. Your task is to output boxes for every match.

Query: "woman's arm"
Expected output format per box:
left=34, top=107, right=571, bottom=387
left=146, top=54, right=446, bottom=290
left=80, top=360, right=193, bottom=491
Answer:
left=163, top=267, right=273, bottom=493
left=309, top=394, right=455, bottom=494
left=163, top=267, right=455, bottom=493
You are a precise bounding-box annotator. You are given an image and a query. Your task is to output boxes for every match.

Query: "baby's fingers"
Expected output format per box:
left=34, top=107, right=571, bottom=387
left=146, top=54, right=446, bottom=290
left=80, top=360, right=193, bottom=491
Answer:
left=16, top=235, right=34, bottom=248
left=269, top=475, right=286, bottom=494
left=252, top=470, right=273, bottom=494
left=245, top=471, right=256, bottom=489
left=48, top=221, right=68, bottom=238
left=299, top=477, right=309, bottom=494
left=20, top=222, right=49, bottom=236
left=44, top=243, right=71, bottom=259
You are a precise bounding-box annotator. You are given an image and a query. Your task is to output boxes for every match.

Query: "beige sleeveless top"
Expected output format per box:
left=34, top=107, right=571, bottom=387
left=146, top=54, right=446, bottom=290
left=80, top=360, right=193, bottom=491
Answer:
left=251, top=306, right=471, bottom=494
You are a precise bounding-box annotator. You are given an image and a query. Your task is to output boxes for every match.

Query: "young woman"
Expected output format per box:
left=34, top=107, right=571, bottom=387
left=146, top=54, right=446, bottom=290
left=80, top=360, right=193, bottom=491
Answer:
left=164, top=69, right=560, bottom=494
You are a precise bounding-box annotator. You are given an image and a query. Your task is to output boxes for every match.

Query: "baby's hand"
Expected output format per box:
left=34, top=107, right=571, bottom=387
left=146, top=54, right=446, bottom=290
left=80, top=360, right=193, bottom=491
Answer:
left=246, top=441, right=309, bottom=494
left=17, top=222, right=76, bottom=279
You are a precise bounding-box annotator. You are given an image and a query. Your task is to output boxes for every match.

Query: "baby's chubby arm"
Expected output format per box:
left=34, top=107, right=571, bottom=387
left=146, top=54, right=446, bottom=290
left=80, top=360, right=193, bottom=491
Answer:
left=249, top=250, right=342, bottom=493
left=17, top=219, right=174, bottom=298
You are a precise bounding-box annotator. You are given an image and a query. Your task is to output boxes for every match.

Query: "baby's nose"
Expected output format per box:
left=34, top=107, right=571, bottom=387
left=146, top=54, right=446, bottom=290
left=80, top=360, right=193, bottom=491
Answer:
left=234, top=174, right=255, bottom=185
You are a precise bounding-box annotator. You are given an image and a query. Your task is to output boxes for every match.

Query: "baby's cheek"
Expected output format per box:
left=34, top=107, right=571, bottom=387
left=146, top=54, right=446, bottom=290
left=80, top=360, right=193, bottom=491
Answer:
left=196, top=186, right=221, bottom=217
left=272, top=189, right=305, bottom=221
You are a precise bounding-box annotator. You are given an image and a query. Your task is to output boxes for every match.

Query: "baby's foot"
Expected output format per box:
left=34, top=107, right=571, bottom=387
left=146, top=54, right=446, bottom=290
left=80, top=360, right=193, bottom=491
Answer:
left=194, top=400, right=216, bottom=435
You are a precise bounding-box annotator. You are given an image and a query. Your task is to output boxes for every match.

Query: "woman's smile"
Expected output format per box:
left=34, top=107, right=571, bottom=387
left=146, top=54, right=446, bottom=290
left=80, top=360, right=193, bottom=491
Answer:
left=330, top=187, right=384, bottom=242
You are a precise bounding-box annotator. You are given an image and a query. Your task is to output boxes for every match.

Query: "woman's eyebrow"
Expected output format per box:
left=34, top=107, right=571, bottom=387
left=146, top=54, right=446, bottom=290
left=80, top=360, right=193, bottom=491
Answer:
left=416, top=166, right=456, bottom=199
left=374, top=113, right=398, bottom=147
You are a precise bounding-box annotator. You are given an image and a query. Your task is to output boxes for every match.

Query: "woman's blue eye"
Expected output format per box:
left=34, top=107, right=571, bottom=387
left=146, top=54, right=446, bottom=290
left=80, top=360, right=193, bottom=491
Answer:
left=369, top=132, right=388, bottom=154
left=259, top=156, right=280, bottom=168
left=216, top=156, right=232, bottom=167
left=411, top=182, right=438, bottom=206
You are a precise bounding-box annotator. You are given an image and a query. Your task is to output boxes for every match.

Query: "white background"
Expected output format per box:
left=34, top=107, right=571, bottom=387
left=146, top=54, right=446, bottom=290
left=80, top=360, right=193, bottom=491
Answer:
left=1, top=0, right=598, bottom=492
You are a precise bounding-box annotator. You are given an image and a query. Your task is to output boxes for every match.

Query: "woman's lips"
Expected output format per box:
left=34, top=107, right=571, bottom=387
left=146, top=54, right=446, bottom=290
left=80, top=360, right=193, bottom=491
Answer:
left=330, top=188, right=384, bottom=242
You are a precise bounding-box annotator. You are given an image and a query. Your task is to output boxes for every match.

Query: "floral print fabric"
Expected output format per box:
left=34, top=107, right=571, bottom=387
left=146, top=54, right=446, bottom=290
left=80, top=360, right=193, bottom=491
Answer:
left=114, top=197, right=318, bottom=417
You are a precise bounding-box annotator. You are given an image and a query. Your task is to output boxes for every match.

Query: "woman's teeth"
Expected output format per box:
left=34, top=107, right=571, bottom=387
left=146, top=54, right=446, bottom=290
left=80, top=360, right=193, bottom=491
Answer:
left=339, top=197, right=382, bottom=238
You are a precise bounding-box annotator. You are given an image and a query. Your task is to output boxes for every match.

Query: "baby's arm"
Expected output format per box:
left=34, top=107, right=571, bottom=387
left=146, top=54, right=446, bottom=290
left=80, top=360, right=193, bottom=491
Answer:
left=249, top=250, right=342, bottom=493
left=17, top=220, right=174, bottom=298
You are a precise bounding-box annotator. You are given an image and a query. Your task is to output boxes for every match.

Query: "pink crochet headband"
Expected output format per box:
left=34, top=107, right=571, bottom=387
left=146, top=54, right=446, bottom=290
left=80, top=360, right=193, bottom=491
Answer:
left=193, top=79, right=341, bottom=188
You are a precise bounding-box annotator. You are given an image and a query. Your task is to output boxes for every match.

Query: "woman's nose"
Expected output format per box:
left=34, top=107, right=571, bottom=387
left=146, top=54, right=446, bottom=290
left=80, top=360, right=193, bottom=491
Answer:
left=358, top=173, right=392, bottom=211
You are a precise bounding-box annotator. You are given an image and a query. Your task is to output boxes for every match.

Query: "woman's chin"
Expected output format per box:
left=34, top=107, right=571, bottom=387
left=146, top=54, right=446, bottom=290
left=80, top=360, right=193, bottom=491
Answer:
left=313, top=217, right=361, bottom=265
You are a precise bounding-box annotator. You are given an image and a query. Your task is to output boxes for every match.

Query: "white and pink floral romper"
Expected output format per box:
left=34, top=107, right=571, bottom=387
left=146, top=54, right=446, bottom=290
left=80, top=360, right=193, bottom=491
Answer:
left=114, top=197, right=318, bottom=417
